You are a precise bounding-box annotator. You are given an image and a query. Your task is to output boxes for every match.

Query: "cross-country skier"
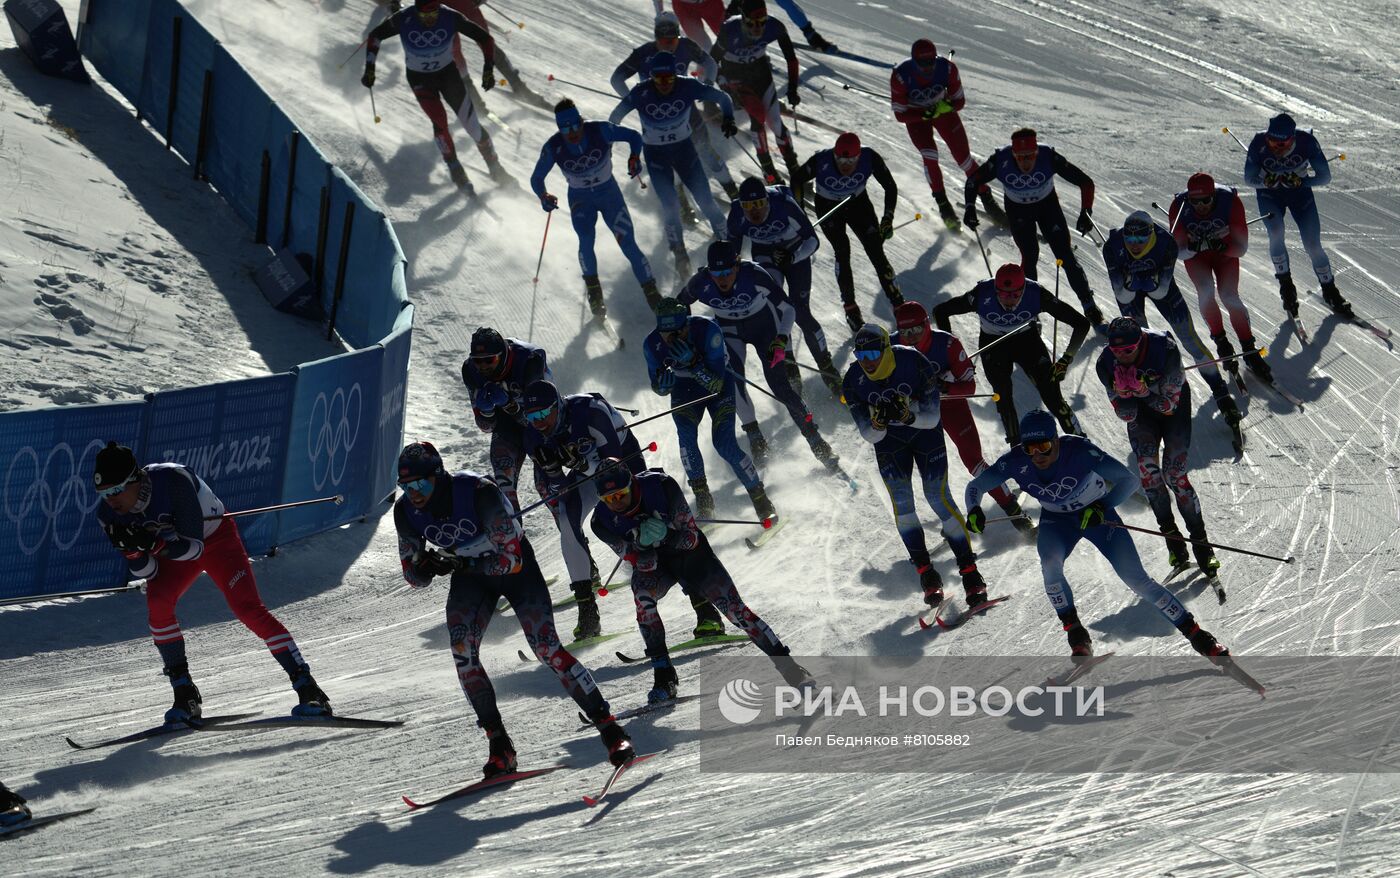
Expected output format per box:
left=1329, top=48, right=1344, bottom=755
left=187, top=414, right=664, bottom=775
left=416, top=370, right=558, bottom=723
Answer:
left=460, top=326, right=550, bottom=513
left=609, top=51, right=738, bottom=277
left=790, top=132, right=905, bottom=332
left=727, top=176, right=843, bottom=398
left=643, top=298, right=778, bottom=524
left=393, top=442, right=634, bottom=776
left=964, top=411, right=1232, bottom=661
left=1167, top=172, right=1273, bottom=383
left=710, top=0, right=802, bottom=183
left=1095, top=317, right=1221, bottom=579
left=678, top=240, right=842, bottom=473
left=1243, top=112, right=1354, bottom=318
left=841, top=324, right=990, bottom=607
left=932, top=263, right=1089, bottom=444
left=723, top=0, right=836, bottom=52
left=654, top=0, right=727, bottom=51
left=362, top=0, right=509, bottom=193
left=590, top=459, right=811, bottom=704
left=531, top=100, right=662, bottom=313
left=518, top=380, right=639, bottom=640
left=893, top=301, right=1031, bottom=532
left=1102, top=211, right=1243, bottom=440
left=93, top=442, right=331, bottom=723
left=963, top=128, right=1105, bottom=324
left=0, top=782, right=29, bottom=827
left=890, top=38, right=998, bottom=231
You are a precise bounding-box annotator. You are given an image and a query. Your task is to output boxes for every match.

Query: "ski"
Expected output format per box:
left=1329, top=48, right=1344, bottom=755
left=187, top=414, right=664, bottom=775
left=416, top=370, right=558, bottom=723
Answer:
left=1251, top=374, right=1305, bottom=411
left=919, top=595, right=1012, bottom=631
left=582, top=752, right=662, bottom=807
left=1205, top=573, right=1227, bottom=604
left=1288, top=313, right=1310, bottom=344
left=744, top=514, right=787, bottom=550
left=0, top=808, right=96, bottom=839
left=1044, top=651, right=1116, bottom=687
left=1225, top=366, right=1249, bottom=398
left=1212, top=655, right=1265, bottom=697
left=1227, top=419, right=1245, bottom=458
left=592, top=314, right=625, bottom=350
left=615, top=633, right=751, bottom=663
left=64, top=713, right=261, bottom=751
left=796, top=45, right=890, bottom=70
left=1162, top=562, right=1194, bottom=585
left=199, top=715, right=405, bottom=732
left=518, top=632, right=625, bottom=662
left=1313, top=291, right=1393, bottom=344
left=779, top=106, right=845, bottom=136
left=578, top=694, right=703, bottom=728
left=402, top=766, right=565, bottom=811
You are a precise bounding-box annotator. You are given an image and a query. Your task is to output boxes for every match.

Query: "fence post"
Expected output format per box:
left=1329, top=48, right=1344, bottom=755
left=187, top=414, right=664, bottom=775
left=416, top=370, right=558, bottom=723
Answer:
left=255, top=150, right=270, bottom=243
left=280, top=131, right=300, bottom=248
left=165, top=16, right=182, bottom=149
left=326, top=202, right=356, bottom=341
left=314, top=185, right=330, bottom=298
left=193, top=69, right=213, bottom=180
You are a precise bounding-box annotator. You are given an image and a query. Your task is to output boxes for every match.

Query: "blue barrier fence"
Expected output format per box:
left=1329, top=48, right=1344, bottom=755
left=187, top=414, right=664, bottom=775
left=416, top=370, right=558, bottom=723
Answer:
left=0, top=0, right=412, bottom=601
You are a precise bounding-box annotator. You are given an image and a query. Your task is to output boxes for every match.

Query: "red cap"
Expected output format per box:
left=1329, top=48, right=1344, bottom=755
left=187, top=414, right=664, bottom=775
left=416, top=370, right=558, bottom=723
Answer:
left=1187, top=172, right=1215, bottom=198
left=1011, top=129, right=1037, bottom=154
left=895, top=301, right=929, bottom=330
left=834, top=132, right=861, bottom=159
left=995, top=263, right=1026, bottom=294
left=912, top=39, right=937, bottom=63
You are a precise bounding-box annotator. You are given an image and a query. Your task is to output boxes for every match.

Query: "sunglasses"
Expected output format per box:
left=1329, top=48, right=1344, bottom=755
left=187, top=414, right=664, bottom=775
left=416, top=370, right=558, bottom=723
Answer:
left=1188, top=195, right=1214, bottom=206
left=96, top=475, right=136, bottom=498
left=471, top=353, right=502, bottom=368
left=854, top=348, right=884, bottom=362
left=898, top=325, right=924, bottom=340
left=1109, top=341, right=1140, bottom=356
left=739, top=198, right=768, bottom=210
left=559, top=122, right=582, bottom=135
left=652, top=71, right=676, bottom=85
left=743, top=15, right=768, bottom=28
left=1022, top=440, right=1054, bottom=456
left=1123, top=233, right=1152, bottom=246
left=522, top=406, right=556, bottom=423
left=399, top=477, right=433, bottom=494
left=709, top=266, right=736, bottom=278
left=601, top=487, right=631, bottom=505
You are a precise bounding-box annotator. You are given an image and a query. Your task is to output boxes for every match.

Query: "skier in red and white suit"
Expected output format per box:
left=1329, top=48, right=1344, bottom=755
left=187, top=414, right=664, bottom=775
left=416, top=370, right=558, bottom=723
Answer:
left=654, top=0, right=727, bottom=51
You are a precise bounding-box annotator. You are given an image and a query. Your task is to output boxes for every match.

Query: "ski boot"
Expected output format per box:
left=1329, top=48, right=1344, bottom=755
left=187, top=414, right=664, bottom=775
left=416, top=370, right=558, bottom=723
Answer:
left=1277, top=272, right=1299, bottom=318
left=641, top=278, right=662, bottom=312
left=446, top=158, right=475, bottom=196
left=842, top=300, right=865, bottom=333
left=689, top=477, right=716, bottom=520
left=584, top=275, right=606, bottom=318
left=747, top=482, right=777, bottom=522
left=722, top=179, right=741, bottom=201
left=1160, top=522, right=1190, bottom=570
left=678, top=189, right=701, bottom=227
left=914, top=554, right=943, bottom=606
left=1321, top=280, right=1354, bottom=319
left=743, top=421, right=769, bottom=466
left=1192, top=538, right=1221, bottom=581
left=572, top=582, right=602, bottom=640
left=1216, top=393, right=1242, bottom=430
left=801, top=23, right=837, bottom=53
left=934, top=191, right=960, bottom=231
left=959, top=563, right=989, bottom=610
left=1210, top=331, right=1241, bottom=379
left=779, top=142, right=801, bottom=182
left=798, top=419, right=841, bottom=473
left=594, top=714, right=635, bottom=767
left=880, top=272, right=905, bottom=308
left=648, top=663, right=680, bottom=706
left=482, top=725, right=518, bottom=779
left=1177, top=615, right=1229, bottom=659
left=772, top=650, right=816, bottom=690
left=814, top=351, right=845, bottom=401
left=163, top=663, right=203, bottom=725
left=692, top=595, right=726, bottom=639
left=1079, top=295, right=1105, bottom=327
left=757, top=150, right=783, bottom=185
left=671, top=243, right=693, bottom=280
left=1239, top=335, right=1273, bottom=382
left=1059, top=610, right=1093, bottom=660
left=290, top=666, right=333, bottom=717
left=0, top=785, right=29, bottom=828
left=1053, top=402, right=1086, bottom=438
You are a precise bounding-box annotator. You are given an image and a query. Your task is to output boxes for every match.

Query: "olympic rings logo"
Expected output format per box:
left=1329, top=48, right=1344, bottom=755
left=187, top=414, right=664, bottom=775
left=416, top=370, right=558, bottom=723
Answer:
left=863, top=383, right=914, bottom=404
left=1003, top=171, right=1047, bottom=189
left=645, top=99, right=689, bottom=120
left=908, top=86, right=947, bottom=104
left=4, top=440, right=104, bottom=556
left=561, top=148, right=605, bottom=173
left=1185, top=217, right=1228, bottom=237
left=983, top=309, right=1034, bottom=327
left=406, top=29, right=449, bottom=49
left=749, top=219, right=788, bottom=239
left=821, top=174, right=867, bottom=193
left=1036, top=477, right=1080, bottom=501
left=710, top=292, right=755, bottom=310
left=308, top=384, right=362, bottom=491
left=425, top=518, right=479, bottom=546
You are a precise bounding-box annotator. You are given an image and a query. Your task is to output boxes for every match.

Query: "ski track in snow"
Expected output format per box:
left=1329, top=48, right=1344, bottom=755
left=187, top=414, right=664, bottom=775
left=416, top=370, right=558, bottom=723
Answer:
left=3, top=0, right=1400, bottom=875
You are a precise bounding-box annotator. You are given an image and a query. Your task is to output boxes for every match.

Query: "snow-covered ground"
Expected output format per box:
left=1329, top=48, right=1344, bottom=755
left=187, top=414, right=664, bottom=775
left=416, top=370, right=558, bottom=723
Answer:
left=3, top=0, right=1399, bottom=874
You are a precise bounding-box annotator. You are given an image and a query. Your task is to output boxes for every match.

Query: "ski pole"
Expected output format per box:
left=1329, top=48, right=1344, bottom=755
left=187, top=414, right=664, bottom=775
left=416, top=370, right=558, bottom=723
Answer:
left=1085, top=213, right=1106, bottom=247
left=1246, top=212, right=1276, bottom=226
left=546, top=74, right=616, bottom=99
left=596, top=554, right=624, bottom=597
left=0, top=583, right=145, bottom=607
left=784, top=101, right=798, bottom=137
left=516, top=443, right=657, bottom=518
left=621, top=392, right=720, bottom=431
left=729, top=368, right=812, bottom=422
left=813, top=195, right=853, bottom=225
left=1105, top=520, right=1294, bottom=564
left=338, top=38, right=369, bottom=70
left=983, top=513, right=1030, bottom=527
left=1221, top=126, right=1248, bottom=151
left=943, top=392, right=1000, bottom=401
left=613, top=404, right=640, bottom=415
left=531, top=212, right=552, bottom=285
left=967, top=322, right=1031, bottom=360
left=1185, top=346, right=1267, bottom=370
left=1052, top=258, right=1063, bottom=360
left=971, top=224, right=993, bottom=277
left=484, top=1, right=525, bottom=28
left=731, top=135, right=769, bottom=176
left=835, top=78, right=885, bottom=100
left=891, top=212, right=923, bottom=231
left=205, top=495, right=345, bottom=521
left=696, top=517, right=775, bottom=528
left=369, top=87, right=381, bottom=124
left=1149, top=200, right=1181, bottom=236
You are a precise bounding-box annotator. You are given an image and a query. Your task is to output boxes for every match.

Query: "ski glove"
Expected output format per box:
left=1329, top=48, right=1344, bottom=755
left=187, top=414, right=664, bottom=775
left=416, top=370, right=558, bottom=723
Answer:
left=1078, top=501, right=1108, bottom=530
left=627, top=154, right=642, bottom=178
left=638, top=516, right=669, bottom=548
left=1075, top=208, right=1094, bottom=236
left=965, top=506, right=987, bottom=535
left=768, top=334, right=789, bottom=368
left=1051, top=354, right=1074, bottom=383
left=481, top=66, right=496, bottom=92
left=770, top=248, right=793, bottom=270
left=962, top=207, right=979, bottom=230
left=361, top=64, right=376, bottom=89
left=104, top=521, right=155, bottom=552
left=879, top=216, right=894, bottom=240
left=540, top=193, right=559, bottom=212
left=534, top=444, right=564, bottom=477
left=787, top=85, right=801, bottom=108
left=474, top=382, right=509, bottom=414
left=655, top=367, right=676, bottom=395
left=421, top=550, right=460, bottom=578
left=922, top=99, right=954, bottom=120
left=721, top=117, right=739, bottom=138
left=667, top=334, right=696, bottom=367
